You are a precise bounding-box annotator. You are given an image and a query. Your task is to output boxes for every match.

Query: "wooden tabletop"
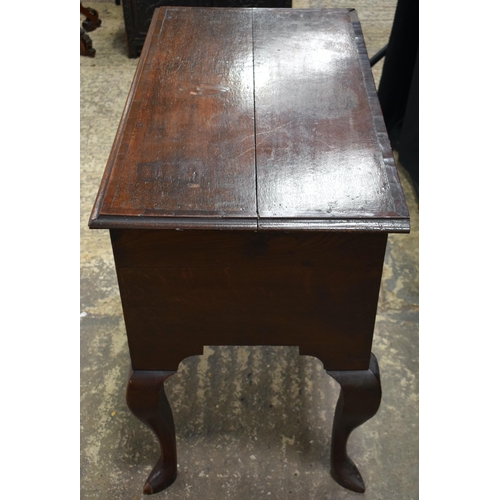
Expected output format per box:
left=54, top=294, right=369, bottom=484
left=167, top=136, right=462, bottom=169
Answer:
left=89, top=8, right=409, bottom=232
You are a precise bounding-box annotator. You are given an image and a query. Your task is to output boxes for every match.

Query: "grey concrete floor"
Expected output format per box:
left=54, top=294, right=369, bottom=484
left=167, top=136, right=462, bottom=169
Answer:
left=80, top=2, right=418, bottom=498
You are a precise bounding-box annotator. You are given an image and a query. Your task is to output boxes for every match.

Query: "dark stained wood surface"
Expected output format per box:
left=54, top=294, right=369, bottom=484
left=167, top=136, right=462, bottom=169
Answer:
left=90, top=7, right=409, bottom=233
left=112, top=229, right=387, bottom=371
left=111, top=229, right=387, bottom=268
left=87, top=10, right=403, bottom=493
left=94, top=8, right=257, bottom=221
left=328, top=354, right=382, bottom=492
left=126, top=370, right=177, bottom=494
left=253, top=9, right=408, bottom=226
left=120, top=0, right=293, bottom=59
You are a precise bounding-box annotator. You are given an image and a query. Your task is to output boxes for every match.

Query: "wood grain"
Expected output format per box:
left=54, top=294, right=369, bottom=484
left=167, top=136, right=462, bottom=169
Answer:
left=126, top=370, right=177, bottom=494
left=89, top=7, right=409, bottom=233
left=112, top=230, right=387, bottom=371
left=86, top=9, right=409, bottom=495
left=253, top=9, right=409, bottom=225
left=96, top=8, right=256, bottom=220
left=328, top=353, right=382, bottom=492
left=110, top=229, right=387, bottom=268
left=120, top=0, right=293, bottom=59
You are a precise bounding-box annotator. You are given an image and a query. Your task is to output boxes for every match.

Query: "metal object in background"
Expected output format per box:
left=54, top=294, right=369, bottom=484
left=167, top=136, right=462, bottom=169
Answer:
left=370, top=44, right=388, bottom=67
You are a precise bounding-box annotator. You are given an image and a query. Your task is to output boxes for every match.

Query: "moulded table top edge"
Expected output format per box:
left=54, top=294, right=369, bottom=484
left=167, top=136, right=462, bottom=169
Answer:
left=88, top=7, right=410, bottom=234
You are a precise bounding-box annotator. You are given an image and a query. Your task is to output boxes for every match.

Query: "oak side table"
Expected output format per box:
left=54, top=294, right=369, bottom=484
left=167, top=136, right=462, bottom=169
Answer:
left=89, top=7, right=409, bottom=495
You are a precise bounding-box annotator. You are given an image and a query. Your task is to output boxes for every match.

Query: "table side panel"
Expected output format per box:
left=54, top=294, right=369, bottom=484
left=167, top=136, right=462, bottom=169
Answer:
left=111, top=229, right=387, bottom=268
left=111, top=230, right=387, bottom=371
left=100, top=8, right=257, bottom=219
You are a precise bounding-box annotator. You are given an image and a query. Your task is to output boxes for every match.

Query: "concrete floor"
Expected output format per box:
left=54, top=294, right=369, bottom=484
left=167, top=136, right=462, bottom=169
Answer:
left=80, top=2, right=419, bottom=498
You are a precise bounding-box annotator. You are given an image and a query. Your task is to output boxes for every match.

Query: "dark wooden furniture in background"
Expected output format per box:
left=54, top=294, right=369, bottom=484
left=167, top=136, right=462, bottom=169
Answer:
left=120, top=0, right=291, bottom=57
left=80, top=28, right=95, bottom=58
left=80, top=3, right=102, bottom=57
left=378, top=0, right=419, bottom=195
left=89, top=7, right=409, bottom=495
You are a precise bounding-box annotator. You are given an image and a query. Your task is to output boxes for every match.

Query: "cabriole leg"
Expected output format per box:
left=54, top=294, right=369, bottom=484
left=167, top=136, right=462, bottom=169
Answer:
left=327, top=353, right=382, bottom=493
left=126, top=370, right=177, bottom=494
